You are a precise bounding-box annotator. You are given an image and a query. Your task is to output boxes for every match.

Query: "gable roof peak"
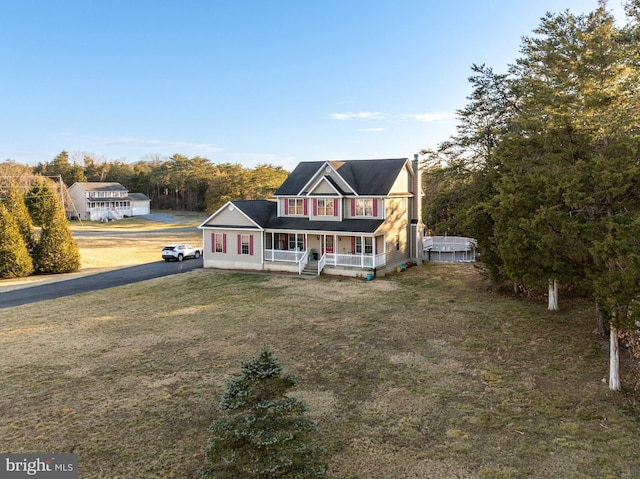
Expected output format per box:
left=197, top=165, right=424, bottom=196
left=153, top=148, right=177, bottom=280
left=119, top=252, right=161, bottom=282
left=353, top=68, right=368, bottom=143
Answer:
left=274, top=158, right=410, bottom=197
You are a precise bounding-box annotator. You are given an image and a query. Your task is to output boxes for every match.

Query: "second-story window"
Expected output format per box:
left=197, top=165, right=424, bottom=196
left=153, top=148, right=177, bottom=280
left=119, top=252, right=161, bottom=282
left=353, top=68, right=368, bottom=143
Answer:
left=288, top=198, right=305, bottom=215
left=355, top=198, right=374, bottom=216
left=317, top=199, right=334, bottom=216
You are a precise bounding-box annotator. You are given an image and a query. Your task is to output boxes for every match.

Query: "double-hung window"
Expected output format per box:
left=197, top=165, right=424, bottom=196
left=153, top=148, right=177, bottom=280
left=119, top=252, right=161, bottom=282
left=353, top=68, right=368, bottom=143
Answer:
left=288, top=198, right=305, bottom=215
left=355, top=237, right=373, bottom=254
left=214, top=233, right=225, bottom=253
left=317, top=198, right=334, bottom=216
left=288, top=235, right=305, bottom=251
left=241, top=234, right=250, bottom=255
left=355, top=198, right=374, bottom=216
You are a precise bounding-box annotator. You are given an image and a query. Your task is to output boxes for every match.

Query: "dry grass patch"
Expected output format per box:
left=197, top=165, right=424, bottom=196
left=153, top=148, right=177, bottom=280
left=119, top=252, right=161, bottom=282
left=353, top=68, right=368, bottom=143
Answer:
left=0, top=264, right=639, bottom=478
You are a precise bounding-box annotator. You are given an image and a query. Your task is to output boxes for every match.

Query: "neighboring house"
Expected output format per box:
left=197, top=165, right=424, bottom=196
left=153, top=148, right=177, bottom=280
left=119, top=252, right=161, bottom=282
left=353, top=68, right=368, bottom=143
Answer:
left=67, top=182, right=151, bottom=221
left=198, top=158, right=424, bottom=277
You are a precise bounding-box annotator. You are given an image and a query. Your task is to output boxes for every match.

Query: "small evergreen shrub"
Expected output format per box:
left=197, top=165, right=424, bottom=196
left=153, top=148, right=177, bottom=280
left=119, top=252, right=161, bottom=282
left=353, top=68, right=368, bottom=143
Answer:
left=200, top=347, right=329, bottom=479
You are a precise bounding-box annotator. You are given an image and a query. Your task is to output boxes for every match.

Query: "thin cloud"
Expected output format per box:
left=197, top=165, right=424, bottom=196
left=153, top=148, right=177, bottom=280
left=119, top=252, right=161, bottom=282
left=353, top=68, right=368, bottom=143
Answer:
left=330, top=112, right=387, bottom=121
left=405, top=112, right=457, bottom=122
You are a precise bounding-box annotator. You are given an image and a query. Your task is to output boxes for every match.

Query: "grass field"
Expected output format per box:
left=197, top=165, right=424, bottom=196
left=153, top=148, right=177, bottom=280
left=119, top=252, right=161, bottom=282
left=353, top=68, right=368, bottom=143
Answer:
left=71, top=213, right=204, bottom=269
left=1, top=222, right=639, bottom=478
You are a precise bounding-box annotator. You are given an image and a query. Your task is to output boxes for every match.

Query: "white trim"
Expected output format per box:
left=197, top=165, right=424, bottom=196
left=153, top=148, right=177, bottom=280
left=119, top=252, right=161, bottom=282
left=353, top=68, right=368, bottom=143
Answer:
left=297, top=161, right=357, bottom=196
left=306, top=176, right=343, bottom=197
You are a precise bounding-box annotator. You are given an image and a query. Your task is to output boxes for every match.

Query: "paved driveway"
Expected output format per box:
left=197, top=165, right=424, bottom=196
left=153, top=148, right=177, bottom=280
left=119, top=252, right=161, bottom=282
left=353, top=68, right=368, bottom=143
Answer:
left=0, top=258, right=202, bottom=309
left=0, top=212, right=205, bottom=309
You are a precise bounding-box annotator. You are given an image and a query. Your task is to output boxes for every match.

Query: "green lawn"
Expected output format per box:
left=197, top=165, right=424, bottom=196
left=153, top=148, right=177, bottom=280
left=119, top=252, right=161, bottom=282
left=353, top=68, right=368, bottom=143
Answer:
left=0, top=263, right=639, bottom=478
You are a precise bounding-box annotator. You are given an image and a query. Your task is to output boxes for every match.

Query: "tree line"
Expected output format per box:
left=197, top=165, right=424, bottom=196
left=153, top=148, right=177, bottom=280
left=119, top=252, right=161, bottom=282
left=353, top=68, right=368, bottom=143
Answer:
left=421, top=1, right=640, bottom=391
left=1, top=152, right=290, bottom=214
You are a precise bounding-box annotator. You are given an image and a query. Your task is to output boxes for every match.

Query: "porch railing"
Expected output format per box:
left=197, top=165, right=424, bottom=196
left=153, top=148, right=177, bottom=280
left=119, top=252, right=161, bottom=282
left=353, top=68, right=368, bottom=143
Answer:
left=264, top=249, right=386, bottom=270
left=264, top=249, right=306, bottom=263
left=298, top=250, right=309, bottom=275
left=325, top=252, right=386, bottom=269
left=318, top=253, right=327, bottom=275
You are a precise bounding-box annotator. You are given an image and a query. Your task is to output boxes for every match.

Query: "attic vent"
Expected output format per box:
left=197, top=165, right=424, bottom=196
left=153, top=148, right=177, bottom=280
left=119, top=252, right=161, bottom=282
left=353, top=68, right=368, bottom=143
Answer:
left=229, top=205, right=235, bottom=211
left=325, top=166, right=331, bottom=173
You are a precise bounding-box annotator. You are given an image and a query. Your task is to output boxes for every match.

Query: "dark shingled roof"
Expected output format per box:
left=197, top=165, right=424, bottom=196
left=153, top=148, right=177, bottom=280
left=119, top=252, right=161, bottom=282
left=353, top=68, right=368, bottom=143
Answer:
left=275, top=158, right=409, bottom=196
left=225, top=200, right=383, bottom=234
left=128, top=193, right=150, bottom=201
left=74, top=182, right=128, bottom=192
left=274, top=162, right=324, bottom=196
left=230, top=200, right=276, bottom=226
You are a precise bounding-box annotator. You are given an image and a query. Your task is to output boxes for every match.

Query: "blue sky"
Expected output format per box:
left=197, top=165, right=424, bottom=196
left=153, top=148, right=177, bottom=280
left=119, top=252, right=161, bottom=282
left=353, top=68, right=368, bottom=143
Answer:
left=0, top=1, right=627, bottom=170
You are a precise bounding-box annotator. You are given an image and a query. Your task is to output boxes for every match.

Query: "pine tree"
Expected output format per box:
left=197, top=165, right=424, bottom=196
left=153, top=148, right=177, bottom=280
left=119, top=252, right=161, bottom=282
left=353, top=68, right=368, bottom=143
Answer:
left=0, top=203, right=33, bottom=278
left=200, top=348, right=329, bottom=479
left=32, top=187, right=80, bottom=274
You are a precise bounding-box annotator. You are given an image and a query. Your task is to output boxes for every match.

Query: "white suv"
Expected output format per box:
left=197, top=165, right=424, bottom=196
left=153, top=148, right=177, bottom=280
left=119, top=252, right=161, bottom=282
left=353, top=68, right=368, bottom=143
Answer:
left=162, top=244, right=201, bottom=262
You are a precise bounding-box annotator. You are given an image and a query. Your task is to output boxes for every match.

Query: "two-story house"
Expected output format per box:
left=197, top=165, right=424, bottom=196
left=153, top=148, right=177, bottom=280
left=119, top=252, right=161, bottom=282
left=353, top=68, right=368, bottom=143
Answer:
left=67, top=182, right=151, bottom=221
left=198, top=158, right=423, bottom=277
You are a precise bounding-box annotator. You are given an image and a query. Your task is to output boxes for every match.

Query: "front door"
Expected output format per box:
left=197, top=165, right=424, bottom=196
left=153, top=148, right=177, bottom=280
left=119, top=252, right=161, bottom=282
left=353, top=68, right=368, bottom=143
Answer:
left=322, top=236, right=334, bottom=254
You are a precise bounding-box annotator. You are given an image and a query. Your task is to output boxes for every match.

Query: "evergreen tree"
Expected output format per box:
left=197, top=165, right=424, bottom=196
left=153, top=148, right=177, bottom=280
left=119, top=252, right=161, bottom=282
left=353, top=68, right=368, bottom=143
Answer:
left=32, top=187, right=80, bottom=274
left=33, top=150, right=86, bottom=186
left=4, top=184, right=35, bottom=255
left=0, top=203, right=33, bottom=278
left=200, top=348, right=329, bottom=479
left=422, top=2, right=639, bottom=389
left=24, top=178, right=59, bottom=227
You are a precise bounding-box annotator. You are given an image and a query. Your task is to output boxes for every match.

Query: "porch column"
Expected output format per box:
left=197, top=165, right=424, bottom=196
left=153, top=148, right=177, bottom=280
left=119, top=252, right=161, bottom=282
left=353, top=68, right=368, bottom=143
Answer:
left=334, top=234, right=337, bottom=265
left=373, top=235, right=377, bottom=267
left=271, top=232, right=274, bottom=261
left=361, top=235, right=365, bottom=268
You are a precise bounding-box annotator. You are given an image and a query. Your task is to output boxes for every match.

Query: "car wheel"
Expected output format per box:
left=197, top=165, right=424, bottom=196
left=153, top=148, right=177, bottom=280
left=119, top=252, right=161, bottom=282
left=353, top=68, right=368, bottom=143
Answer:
left=194, top=250, right=201, bottom=259
left=178, top=254, right=184, bottom=261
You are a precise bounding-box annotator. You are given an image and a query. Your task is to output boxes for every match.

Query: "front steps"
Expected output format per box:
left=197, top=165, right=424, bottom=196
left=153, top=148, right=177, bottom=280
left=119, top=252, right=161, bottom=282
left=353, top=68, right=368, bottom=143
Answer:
left=300, top=262, right=319, bottom=277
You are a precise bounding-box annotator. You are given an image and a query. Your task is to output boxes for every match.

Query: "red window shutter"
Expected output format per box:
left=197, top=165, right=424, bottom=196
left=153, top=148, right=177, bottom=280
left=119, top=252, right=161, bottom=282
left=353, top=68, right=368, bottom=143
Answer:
left=334, top=199, right=338, bottom=216
left=373, top=199, right=378, bottom=216
left=249, top=235, right=254, bottom=255
left=284, top=199, right=289, bottom=215
left=351, top=237, right=356, bottom=252
left=313, top=199, right=318, bottom=216
left=284, top=234, right=289, bottom=249
left=237, top=234, right=241, bottom=254
left=223, top=233, right=227, bottom=253
left=211, top=233, right=215, bottom=253
left=304, top=199, right=308, bottom=215
left=351, top=199, right=356, bottom=216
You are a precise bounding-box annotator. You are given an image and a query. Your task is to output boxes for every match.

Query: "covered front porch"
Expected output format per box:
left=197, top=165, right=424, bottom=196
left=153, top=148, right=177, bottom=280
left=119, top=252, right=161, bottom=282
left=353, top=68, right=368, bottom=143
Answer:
left=263, top=231, right=386, bottom=275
